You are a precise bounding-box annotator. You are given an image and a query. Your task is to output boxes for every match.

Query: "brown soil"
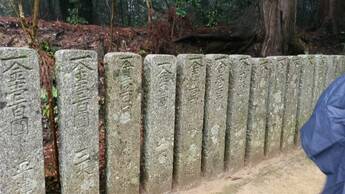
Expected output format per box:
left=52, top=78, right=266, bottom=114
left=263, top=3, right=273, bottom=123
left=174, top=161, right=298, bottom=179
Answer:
left=176, top=150, right=325, bottom=194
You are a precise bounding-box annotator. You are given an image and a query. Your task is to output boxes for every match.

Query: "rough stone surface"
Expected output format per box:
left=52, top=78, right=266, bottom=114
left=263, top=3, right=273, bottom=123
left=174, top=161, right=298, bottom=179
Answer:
left=320, top=55, right=328, bottom=91
left=296, top=55, right=315, bottom=145
left=225, top=55, right=251, bottom=173
left=335, top=55, right=345, bottom=78
left=341, top=56, right=345, bottom=75
left=0, top=48, right=45, bottom=194
left=104, top=53, right=142, bottom=194
left=245, top=58, right=270, bottom=164
left=173, top=54, right=206, bottom=188
left=305, top=55, right=318, bottom=109
left=312, top=55, right=327, bottom=105
left=325, top=55, right=337, bottom=88
left=265, top=57, right=287, bottom=157
left=55, top=50, right=99, bottom=194
left=142, top=55, right=177, bottom=194
left=202, top=54, right=230, bottom=177
left=281, top=56, right=301, bottom=151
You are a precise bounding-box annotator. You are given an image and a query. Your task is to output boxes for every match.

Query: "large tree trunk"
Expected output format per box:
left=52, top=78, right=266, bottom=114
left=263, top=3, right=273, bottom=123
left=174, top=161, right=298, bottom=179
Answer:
left=320, top=0, right=338, bottom=34
left=92, top=0, right=111, bottom=25
left=261, top=0, right=282, bottom=56
left=261, top=0, right=299, bottom=56
left=281, top=0, right=297, bottom=54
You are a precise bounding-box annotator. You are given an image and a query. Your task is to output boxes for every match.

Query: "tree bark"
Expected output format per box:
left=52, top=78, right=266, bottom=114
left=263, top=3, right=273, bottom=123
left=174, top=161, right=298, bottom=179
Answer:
left=110, top=0, right=116, bottom=51
left=281, top=0, right=297, bottom=54
left=261, top=0, right=299, bottom=56
left=32, top=0, right=40, bottom=43
left=146, top=0, right=153, bottom=24
left=320, top=0, right=338, bottom=34
left=261, top=0, right=282, bottom=56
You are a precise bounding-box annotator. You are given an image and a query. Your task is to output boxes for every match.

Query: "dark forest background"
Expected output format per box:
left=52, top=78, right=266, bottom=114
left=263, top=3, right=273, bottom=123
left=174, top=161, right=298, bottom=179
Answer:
left=1, top=0, right=345, bottom=56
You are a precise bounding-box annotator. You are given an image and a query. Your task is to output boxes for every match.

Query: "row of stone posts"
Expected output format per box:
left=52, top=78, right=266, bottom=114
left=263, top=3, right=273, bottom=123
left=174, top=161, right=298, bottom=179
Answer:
left=0, top=47, right=344, bottom=194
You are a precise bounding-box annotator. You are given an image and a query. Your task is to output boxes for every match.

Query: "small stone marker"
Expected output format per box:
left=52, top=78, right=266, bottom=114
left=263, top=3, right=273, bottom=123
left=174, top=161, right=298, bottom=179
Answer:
left=245, top=58, right=270, bottom=164
left=104, top=53, right=142, bottom=194
left=55, top=50, right=99, bottom=194
left=142, top=55, right=177, bottom=194
left=173, top=54, right=206, bottom=188
left=296, top=55, right=315, bottom=145
left=281, top=56, right=301, bottom=151
left=0, top=48, right=45, bottom=194
left=265, top=57, right=287, bottom=157
left=202, top=54, right=229, bottom=177
left=325, top=55, right=337, bottom=88
left=225, top=55, right=251, bottom=173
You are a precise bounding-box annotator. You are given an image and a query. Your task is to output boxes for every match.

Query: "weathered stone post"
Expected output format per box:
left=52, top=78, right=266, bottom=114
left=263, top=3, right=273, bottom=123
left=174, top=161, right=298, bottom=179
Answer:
left=312, top=55, right=327, bottom=105
left=265, top=57, right=287, bottom=157
left=173, top=54, right=206, bottom=188
left=340, top=56, right=345, bottom=75
left=245, top=58, right=270, bottom=164
left=225, top=55, right=251, bottom=173
left=0, top=48, right=45, bottom=194
left=202, top=54, right=229, bottom=177
left=325, top=55, right=337, bottom=88
left=281, top=56, right=301, bottom=151
left=142, top=55, right=177, bottom=194
left=335, top=55, right=344, bottom=78
left=296, top=55, right=316, bottom=145
left=104, top=53, right=142, bottom=194
left=55, top=50, right=99, bottom=194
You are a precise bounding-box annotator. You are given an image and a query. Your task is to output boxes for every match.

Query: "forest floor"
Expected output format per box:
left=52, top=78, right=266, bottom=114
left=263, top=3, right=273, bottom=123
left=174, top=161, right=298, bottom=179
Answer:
left=177, top=150, right=325, bottom=194
left=0, top=16, right=344, bottom=57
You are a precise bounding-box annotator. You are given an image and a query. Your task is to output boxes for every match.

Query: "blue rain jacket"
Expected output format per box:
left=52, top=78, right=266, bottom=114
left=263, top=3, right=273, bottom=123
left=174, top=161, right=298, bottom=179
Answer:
left=301, top=74, right=345, bottom=194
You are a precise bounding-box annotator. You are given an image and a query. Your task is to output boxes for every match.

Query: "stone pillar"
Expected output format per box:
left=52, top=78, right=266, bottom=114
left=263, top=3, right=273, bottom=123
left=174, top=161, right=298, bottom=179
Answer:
left=55, top=50, right=99, bottom=194
left=296, top=55, right=316, bottom=145
left=104, top=53, right=142, bottom=194
left=225, top=55, right=251, bottom=173
left=281, top=56, right=301, bottom=151
left=341, top=56, right=345, bottom=75
left=173, top=55, right=206, bottom=188
left=245, top=58, right=270, bottom=164
left=0, top=48, right=45, bottom=194
left=312, top=55, right=327, bottom=104
left=142, top=55, right=177, bottom=194
left=325, top=55, right=337, bottom=88
left=335, top=55, right=344, bottom=78
left=265, top=57, right=287, bottom=157
left=202, top=54, right=229, bottom=177
left=305, top=55, right=317, bottom=109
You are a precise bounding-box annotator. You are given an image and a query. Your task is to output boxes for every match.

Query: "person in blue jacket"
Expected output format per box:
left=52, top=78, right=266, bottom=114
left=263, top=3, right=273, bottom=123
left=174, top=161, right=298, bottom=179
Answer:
left=301, top=74, right=345, bottom=194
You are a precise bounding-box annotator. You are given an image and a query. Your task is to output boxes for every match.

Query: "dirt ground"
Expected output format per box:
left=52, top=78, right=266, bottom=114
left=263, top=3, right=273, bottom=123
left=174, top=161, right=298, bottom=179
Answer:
left=177, top=150, right=325, bottom=194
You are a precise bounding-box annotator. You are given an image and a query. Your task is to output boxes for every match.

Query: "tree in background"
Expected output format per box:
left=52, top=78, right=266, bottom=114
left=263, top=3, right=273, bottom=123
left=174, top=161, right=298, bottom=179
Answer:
left=261, top=0, right=300, bottom=56
left=15, top=0, right=41, bottom=46
left=146, top=0, right=153, bottom=24
left=320, top=0, right=338, bottom=33
left=32, top=0, right=40, bottom=41
left=110, top=0, right=116, bottom=51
